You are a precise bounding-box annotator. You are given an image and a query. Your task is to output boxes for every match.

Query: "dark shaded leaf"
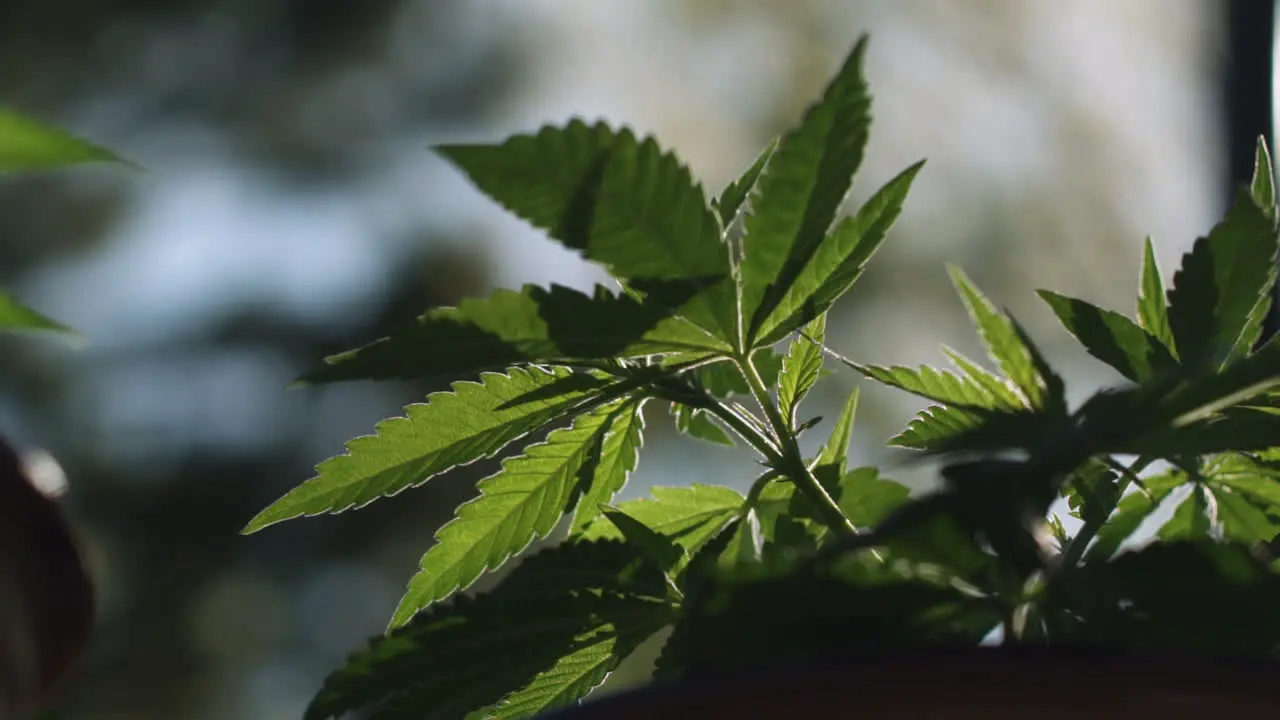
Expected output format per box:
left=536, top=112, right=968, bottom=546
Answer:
left=306, top=541, right=673, bottom=720
left=300, top=284, right=729, bottom=385
left=1037, top=290, right=1176, bottom=384
left=1166, top=189, right=1277, bottom=370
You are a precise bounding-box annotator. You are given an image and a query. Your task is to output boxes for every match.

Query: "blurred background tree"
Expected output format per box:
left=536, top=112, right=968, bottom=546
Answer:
left=0, top=1, right=1233, bottom=717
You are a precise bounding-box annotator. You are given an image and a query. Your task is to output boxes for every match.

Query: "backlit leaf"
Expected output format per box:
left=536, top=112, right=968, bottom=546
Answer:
left=777, top=314, right=826, bottom=424
left=753, top=161, right=922, bottom=345
left=739, top=36, right=874, bottom=343
left=244, top=366, right=607, bottom=533
left=570, top=399, right=647, bottom=533
left=1138, top=237, right=1175, bottom=353
left=390, top=400, right=625, bottom=626
left=949, top=266, right=1055, bottom=410
left=715, top=139, right=776, bottom=227
left=849, top=362, right=1004, bottom=410
left=577, top=484, right=744, bottom=559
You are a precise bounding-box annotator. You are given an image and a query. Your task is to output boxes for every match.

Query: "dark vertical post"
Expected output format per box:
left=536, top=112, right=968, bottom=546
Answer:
left=1229, top=0, right=1279, bottom=346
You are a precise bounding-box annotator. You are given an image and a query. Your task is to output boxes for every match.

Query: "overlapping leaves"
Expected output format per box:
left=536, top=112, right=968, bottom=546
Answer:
left=305, top=540, right=675, bottom=720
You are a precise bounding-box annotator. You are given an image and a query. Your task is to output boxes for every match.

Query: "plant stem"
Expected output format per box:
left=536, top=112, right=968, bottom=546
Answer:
left=737, top=351, right=857, bottom=538
left=703, top=400, right=783, bottom=465
left=1059, top=455, right=1153, bottom=568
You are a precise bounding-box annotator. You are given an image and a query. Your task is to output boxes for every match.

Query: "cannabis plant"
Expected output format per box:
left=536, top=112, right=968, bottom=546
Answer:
left=249, top=34, right=1280, bottom=719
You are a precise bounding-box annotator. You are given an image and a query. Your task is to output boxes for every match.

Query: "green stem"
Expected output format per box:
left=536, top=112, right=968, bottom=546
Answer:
left=1059, top=455, right=1153, bottom=568
left=703, top=400, right=783, bottom=466
left=737, top=351, right=856, bottom=538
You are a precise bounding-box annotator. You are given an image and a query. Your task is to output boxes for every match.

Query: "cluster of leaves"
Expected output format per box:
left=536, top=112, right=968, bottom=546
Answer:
left=247, top=34, right=1280, bottom=720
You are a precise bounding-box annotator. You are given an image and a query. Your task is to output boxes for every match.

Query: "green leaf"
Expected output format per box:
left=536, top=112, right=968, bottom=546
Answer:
left=939, top=347, right=1025, bottom=411
left=1213, top=460, right=1280, bottom=507
left=715, top=139, right=776, bottom=226
left=817, top=387, right=859, bottom=470
left=1037, top=290, right=1176, bottom=384
left=738, top=36, right=874, bottom=343
left=671, top=403, right=734, bottom=446
left=1157, top=484, right=1214, bottom=540
left=600, top=506, right=685, bottom=573
left=1069, top=541, right=1280, bottom=653
left=306, top=541, right=673, bottom=720
left=300, top=284, right=729, bottom=385
left=1064, top=460, right=1120, bottom=526
left=836, top=467, right=911, bottom=529
left=245, top=366, right=606, bottom=533
left=1138, top=237, right=1176, bottom=353
left=849, top=362, right=1005, bottom=411
left=439, top=121, right=737, bottom=344
left=1165, top=189, right=1278, bottom=370
left=889, top=404, right=988, bottom=451
left=0, top=108, right=130, bottom=171
left=948, top=266, right=1057, bottom=410
left=1085, top=471, right=1184, bottom=561
left=753, top=161, right=923, bottom=345
left=577, top=484, right=745, bottom=559
left=720, top=508, right=764, bottom=566
left=0, top=291, right=78, bottom=336
left=390, top=400, right=625, bottom=626
left=1209, top=483, right=1280, bottom=545
left=777, top=314, right=827, bottom=424
left=1252, top=136, right=1276, bottom=222
left=570, top=400, right=647, bottom=533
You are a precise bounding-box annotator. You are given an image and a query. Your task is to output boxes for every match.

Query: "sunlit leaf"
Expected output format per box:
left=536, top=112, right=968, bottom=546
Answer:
left=244, top=367, right=608, bottom=533
left=390, top=400, right=626, bottom=626
left=816, top=386, right=859, bottom=471
left=949, top=266, right=1060, bottom=411
left=1137, top=237, right=1176, bottom=354
left=1252, top=136, right=1276, bottom=223
left=848, top=361, right=1004, bottom=411
left=753, top=162, right=922, bottom=345
left=570, top=400, right=647, bottom=532
left=939, top=347, right=1025, bottom=411
left=715, top=139, right=776, bottom=227
left=739, top=36, right=874, bottom=343
left=577, top=484, right=744, bottom=560
left=777, top=314, right=826, bottom=424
